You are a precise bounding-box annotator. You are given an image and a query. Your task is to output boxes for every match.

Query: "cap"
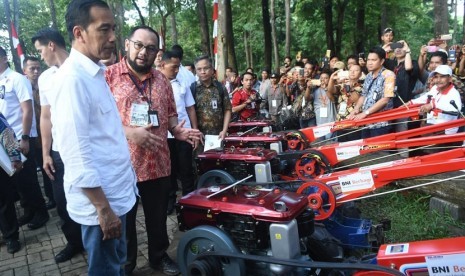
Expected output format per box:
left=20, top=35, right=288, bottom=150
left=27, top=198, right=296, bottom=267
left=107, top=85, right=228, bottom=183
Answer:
left=270, top=73, right=279, bottom=79
left=0, top=46, right=6, bottom=57
left=433, top=65, right=452, bottom=76
left=333, top=61, right=345, bottom=70
left=383, top=27, right=394, bottom=34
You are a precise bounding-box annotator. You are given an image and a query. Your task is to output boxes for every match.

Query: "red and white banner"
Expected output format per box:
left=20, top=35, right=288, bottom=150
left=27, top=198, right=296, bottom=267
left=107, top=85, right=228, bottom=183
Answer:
left=212, top=0, right=218, bottom=70
left=10, top=21, right=24, bottom=69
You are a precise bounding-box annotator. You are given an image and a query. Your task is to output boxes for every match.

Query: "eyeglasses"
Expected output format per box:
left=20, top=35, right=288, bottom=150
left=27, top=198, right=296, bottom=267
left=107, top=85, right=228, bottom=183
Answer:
left=128, top=40, right=158, bottom=54
left=0, top=85, right=5, bottom=100
left=196, top=66, right=212, bottom=72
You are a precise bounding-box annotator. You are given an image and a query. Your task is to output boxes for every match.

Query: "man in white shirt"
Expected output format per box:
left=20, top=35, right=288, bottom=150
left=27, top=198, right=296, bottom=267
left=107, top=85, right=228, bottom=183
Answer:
left=0, top=46, right=49, bottom=230
left=159, top=51, right=198, bottom=216
left=171, top=44, right=196, bottom=87
left=48, top=1, right=137, bottom=274
left=32, top=27, right=84, bottom=263
left=411, top=65, right=462, bottom=134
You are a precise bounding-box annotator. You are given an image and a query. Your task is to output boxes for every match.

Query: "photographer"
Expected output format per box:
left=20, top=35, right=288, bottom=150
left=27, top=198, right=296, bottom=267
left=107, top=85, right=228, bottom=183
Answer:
left=232, top=72, right=260, bottom=121
left=265, top=73, right=288, bottom=123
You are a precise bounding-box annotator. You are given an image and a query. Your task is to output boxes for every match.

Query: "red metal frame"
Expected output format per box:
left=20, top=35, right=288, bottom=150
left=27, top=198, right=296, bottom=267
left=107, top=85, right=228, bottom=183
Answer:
left=298, top=147, right=465, bottom=220
left=286, top=104, right=424, bottom=150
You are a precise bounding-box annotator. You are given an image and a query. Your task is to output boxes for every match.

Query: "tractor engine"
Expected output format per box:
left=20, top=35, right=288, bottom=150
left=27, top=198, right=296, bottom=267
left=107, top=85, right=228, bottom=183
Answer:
left=177, top=185, right=316, bottom=275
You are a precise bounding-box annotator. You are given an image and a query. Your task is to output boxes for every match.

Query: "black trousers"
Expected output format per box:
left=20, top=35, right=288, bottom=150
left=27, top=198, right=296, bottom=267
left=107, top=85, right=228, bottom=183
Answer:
left=51, top=151, right=83, bottom=249
left=126, top=177, right=171, bottom=269
left=35, top=147, right=54, bottom=201
left=168, top=139, right=195, bottom=198
left=13, top=138, right=47, bottom=216
left=0, top=169, right=19, bottom=241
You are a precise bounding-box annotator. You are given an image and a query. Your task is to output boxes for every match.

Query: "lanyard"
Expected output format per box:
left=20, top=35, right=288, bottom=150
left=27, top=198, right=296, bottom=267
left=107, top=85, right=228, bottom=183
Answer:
left=128, top=74, right=153, bottom=109
left=435, top=83, right=454, bottom=103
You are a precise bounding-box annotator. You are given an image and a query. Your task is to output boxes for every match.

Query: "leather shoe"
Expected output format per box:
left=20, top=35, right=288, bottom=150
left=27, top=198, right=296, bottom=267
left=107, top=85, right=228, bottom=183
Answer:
left=55, top=244, right=82, bottom=263
left=6, top=239, right=21, bottom=254
left=17, top=213, right=34, bottom=226
left=151, top=254, right=180, bottom=275
left=46, top=200, right=56, bottom=210
left=27, top=212, right=49, bottom=230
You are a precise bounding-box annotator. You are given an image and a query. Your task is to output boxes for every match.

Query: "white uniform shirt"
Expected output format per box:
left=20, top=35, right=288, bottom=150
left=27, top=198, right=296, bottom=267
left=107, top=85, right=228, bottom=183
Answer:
left=167, top=79, right=195, bottom=138
left=0, top=67, right=38, bottom=138
left=38, top=66, right=59, bottom=151
left=48, top=49, right=137, bottom=225
left=411, top=84, right=462, bottom=134
left=176, top=65, right=196, bottom=88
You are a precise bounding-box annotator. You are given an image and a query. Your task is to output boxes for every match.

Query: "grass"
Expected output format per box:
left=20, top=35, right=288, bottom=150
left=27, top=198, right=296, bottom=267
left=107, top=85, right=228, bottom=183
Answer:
left=356, top=186, right=465, bottom=243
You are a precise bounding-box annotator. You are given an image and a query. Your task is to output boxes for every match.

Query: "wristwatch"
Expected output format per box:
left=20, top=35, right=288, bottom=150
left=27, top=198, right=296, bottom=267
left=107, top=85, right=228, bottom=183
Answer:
left=364, top=110, right=370, bottom=115
left=21, top=134, right=30, bottom=140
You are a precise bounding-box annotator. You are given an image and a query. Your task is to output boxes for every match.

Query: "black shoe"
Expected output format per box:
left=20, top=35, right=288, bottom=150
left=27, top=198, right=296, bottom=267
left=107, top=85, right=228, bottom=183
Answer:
left=46, top=200, right=56, bottom=210
left=151, top=254, right=180, bottom=275
left=6, top=239, right=21, bottom=254
left=54, top=244, right=82, bottom=263
left=17, top=213, right=34, bottom=226
left=27, top=212, right=49, bottom=230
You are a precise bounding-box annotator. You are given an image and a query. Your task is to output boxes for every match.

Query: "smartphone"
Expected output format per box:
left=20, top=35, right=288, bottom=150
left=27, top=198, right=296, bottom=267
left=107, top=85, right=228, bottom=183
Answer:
left=440, top=34, right=452, bottom=40
left=390, top=42, right=404, bottom=49
left=325, top=50, right=331, bottom=58
left=299, top=68, right=304, bottom=77
left=427, top=45, right=439, bottom=53
left=358, top=53, right=365, bottom=60
left=449, top=48, right=457, bottom=62
left=338, top=70, right=349, bottom=79
left=310, top=79, right=321, bottom=86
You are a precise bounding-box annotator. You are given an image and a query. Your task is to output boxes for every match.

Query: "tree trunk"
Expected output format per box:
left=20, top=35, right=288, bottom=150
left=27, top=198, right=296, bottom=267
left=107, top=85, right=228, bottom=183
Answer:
left=334, top=0, right=349, bottom=58
left=196, top=0, right=212, bottom=56
left=3, top=0, right=22, bottom=72
left=355, top=0, right=365, bottom=54
left=131, top=0, right=145, bottom=25
left=262, top=0, right=272, bottom=70
left=270, top=0, right=280, bottom=74
left=380, top=2, right=387, bottom=40
left=224, top=0, right=237, bottom=71
left=108, top=0, right=125, bottom=58
left=48, top=0, right=58, bottom=29
left=453, top=0, right=458, bottom=43
left=323, top=0, right=334, bottom=54
left=433, top=0, right=449, bottom=37
left=217, top=0, right=227, bottom=81
left=244, top=31, right=250, bottom=68
left=285, top=0, right=291, bottom=57
left=170, top=13, right=178, bottom=45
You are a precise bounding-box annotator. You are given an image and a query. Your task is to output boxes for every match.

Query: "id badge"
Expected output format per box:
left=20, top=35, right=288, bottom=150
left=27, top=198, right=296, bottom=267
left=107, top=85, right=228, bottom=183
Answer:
left=302, top=98, right=306, bottom=107
left=211, top=99, right=218, bottom=109
left=320, top=107, right=328, bottom=118
left=272, top=99, right=277, bottom=107
left=130, top=102, right=149, bottom=126
left=338, top=102, right=347, bottom=115
left=148, top=110, right=160, bottom=127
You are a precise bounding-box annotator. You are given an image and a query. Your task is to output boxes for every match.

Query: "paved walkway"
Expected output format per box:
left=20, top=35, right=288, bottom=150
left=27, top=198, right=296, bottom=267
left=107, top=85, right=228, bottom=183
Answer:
left=0, top=173, right=182, bottom=276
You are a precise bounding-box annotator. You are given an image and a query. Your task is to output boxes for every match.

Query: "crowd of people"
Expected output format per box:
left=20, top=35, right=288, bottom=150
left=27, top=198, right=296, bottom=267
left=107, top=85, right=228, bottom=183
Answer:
left=0, top=1, right=464, bottom=276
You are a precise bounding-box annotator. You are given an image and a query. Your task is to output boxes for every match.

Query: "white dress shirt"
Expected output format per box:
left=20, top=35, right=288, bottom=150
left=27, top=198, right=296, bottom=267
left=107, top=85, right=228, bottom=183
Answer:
left=48, top=49, right=137, bottom=225
left=176, top=64, right=196, bottom=88
left=38, top=66, right=59, bottom=151
left=0, top=67, right=38, bottom=138
left=167, top=79, right=195, bottom=138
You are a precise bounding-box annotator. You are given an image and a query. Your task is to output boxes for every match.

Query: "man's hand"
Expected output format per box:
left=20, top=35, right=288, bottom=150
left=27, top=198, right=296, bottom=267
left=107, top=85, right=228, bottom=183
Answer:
left=43, top=155, right=56, bottom=180
left=127, top=124, right=163, bottom=149
left=20, top=139, right=29, bottom=155
left=219, top=130, right=227, bottom=140
left=353, top=112, right=368, bottom=120
left=420, top=103, right=433, bottom=114
left=12, top=161, right=23, bottom=173
left=172, top=120, right=203, bottom=145
left=98, top=207, right=122, bottom=240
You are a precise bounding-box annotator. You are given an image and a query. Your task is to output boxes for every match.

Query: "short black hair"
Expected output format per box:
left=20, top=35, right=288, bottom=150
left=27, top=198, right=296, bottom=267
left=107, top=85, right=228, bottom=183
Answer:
left=284, top=56, right=292, bottom=61
left=171, top=44, right=184, bottom=61
left=368, top=46, right=386, bottom=61
left=431, top=51, right=448, bottom=65
left=23, top=56, right=40, bottom=68
left=241, top=71, right=254, bottom=79
left=128, top=25, right=160, bottom=49
left=31, top=28, right=66, bottom=49
left=161, top=50, right=179, bottom=62
left=65, top=0, right=110, bottom=42
left=194, top=55, right=213, bottom=67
